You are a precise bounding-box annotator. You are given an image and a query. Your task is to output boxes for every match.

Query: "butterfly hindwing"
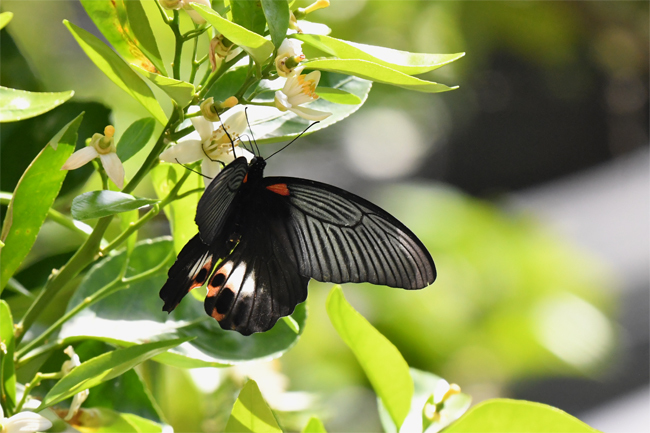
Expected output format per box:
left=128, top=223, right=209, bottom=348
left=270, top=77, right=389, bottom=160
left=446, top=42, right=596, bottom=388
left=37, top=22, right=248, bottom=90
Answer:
left=262, top=178, right=437, bottom=289
left=160, top=234, right=218, bottom=313
left=203, top=204, right=309, bottom=335
left=195, top=156, right=249, bottom=245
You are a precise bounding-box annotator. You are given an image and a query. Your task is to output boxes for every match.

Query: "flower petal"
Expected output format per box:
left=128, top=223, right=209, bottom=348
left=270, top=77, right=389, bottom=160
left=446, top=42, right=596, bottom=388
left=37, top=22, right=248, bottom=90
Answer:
left=159, top=139, right=205, bottom=164
left=201, top=159, right=223, bottom=187
left=188, top=106, right=214, bottom=141
left=221, top=106, right=248, bottom=136
left=61, top=147, right=98, bottom=170
left=5, top=411, right=53, bottom=433
left=100, top=153, right=125, bottom=190
left=289, top=106, right=332, bottom=121
left=274, top=90, right=291, bottom=111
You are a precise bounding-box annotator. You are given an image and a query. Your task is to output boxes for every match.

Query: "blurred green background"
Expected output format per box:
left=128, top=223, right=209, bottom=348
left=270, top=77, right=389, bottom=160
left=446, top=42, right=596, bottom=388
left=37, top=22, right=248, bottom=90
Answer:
left=1, top=1, right=648, bottom=432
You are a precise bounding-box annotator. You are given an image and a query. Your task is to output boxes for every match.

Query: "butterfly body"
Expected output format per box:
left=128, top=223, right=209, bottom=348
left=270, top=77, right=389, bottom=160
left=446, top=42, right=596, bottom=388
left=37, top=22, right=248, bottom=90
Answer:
left=161, top=156, right=436, bottom=335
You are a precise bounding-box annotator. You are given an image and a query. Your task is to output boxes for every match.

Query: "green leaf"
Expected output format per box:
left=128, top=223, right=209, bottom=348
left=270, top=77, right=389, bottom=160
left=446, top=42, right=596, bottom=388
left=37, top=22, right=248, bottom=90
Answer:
left=0, top=11, right=13, bottom=30
left=225, top=380, right=282, bottom=433
left=261, top=0, right=290, bottom=48
left=116, top=117, right=156, bottom=163
left=59, top=238, right=308, bottom=367
left=377, top=369, right=471, bottom=433
left=123, top=0, right=167, bottom=75
left=80, top=0, right=166, bottom=76
left=229, top=0, right=267, bottom=35
left=39, top=337, right=189, bottom=409
left=0, top=301, right=16, bottom=413
left=302, top=416, right=327, bottom=433
left=205, top=66, right=248, bottom=101
left=131, top=65, right=195, bottom=108
left=192, top=4, right=275, bottom=65
left=294, top=34, right=465, bottom=76
left=151, top=164, right=201, bottom=255
left=326, top=285, right=413, bottom=429
left=0, top=86, right=74, bottom=123
left=303, top=59, right=456, bottom=93
left=71, top=191, right=159, bottom=220
left=247, top=71, right=372, bottom=144
left=315, top=87, right=361, bottom=105
left=0, top=114, right=82, bottom=293
left=444, top=399, right=600, bottom=433
left=119, top=209, right=139, bottom=258
left=64, top=20, right=167, bottom=124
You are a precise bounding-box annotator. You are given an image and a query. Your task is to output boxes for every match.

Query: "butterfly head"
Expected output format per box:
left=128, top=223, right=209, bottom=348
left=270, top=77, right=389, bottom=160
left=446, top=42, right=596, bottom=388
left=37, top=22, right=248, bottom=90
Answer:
left=247, top=156, right=267, bottom=182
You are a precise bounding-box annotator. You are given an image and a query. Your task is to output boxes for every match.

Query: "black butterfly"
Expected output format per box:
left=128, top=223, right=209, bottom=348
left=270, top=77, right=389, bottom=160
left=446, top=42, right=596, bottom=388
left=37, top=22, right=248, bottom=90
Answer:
left=160, top=156, right=436, bottom=335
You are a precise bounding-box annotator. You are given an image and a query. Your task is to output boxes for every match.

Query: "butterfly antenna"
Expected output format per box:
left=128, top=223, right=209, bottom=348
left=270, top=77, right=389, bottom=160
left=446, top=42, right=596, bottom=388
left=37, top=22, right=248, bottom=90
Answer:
left=175, top=158, right=214, bottom=180
left=244, top=107, right=261, bottom=156
left=266, top=121, right=320, bottom=161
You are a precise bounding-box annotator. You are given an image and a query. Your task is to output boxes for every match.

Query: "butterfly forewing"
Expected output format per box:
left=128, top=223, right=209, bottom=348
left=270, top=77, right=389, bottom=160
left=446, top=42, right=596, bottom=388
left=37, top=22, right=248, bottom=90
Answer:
left=263, top=178, right=437, bottom=289
left=195, top=157, right=249, bottom=245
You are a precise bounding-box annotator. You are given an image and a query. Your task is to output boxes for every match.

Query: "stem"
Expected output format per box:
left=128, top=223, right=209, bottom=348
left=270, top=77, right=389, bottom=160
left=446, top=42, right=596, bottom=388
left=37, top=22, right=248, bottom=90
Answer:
left=14, top=372, right=61, bottom=412
left=175, top=188, right=203, bottom=200
left=171, top=10, right=183, bottom=80
left=16, top=255, right=173, bottom=361
left=169, top=125, right=195, bottom=142
left=154, top=0, right=171, bottom=24
left=189, top=28, right=201, bottom=84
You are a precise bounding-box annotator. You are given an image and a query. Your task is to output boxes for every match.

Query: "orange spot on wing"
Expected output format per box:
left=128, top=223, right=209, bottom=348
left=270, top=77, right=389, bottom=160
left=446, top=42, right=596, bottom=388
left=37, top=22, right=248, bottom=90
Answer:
left=243, top=174, right=248, bottom=183
left=266, top=183, right=290, bottom=196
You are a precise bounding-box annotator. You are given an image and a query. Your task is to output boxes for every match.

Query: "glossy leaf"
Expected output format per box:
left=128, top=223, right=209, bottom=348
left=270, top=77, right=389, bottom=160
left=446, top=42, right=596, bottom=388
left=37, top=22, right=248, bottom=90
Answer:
left=71, top=191, right=159, bottom=220
left=151, top=164, right=202, bottom=255
left=444, top=399, right=600, bottom=433
left=303, top=59, right=456, bottom=93
left=39, top=337, right=189, bottom=409
left=247, top=71, right=372, bottom=144
left=59, top=238, right=308, bottom=367
left=229, top=0, right=267, bottom=35
left=192, top=4, right=274, bottom=65
left=0, top=114, right=82, bottom=292
left=302, top=416, right=327, bottom=433
left=64, top=20, right=167, bottom=124
left=0, top=86, right=74, bottom=123
left=80, top=0, right=166, bottom=75
left=261, top=0, right=290, bottom=48
left=378, top=369, right=471, bottom=433
left=294, top=34, right=465, bottom=75
left=131, top=65, right=195, bottom=108
left=225, top=380, right=282, bottom=433
left=0, top=12, right=13, bottom=30
left=0, top=301, right=16, bottom=413
left=326, top=285, right=413, bottom=429
left=315, top=87, right=361, bottom=105
left=116, top=117, right=156, bottom=163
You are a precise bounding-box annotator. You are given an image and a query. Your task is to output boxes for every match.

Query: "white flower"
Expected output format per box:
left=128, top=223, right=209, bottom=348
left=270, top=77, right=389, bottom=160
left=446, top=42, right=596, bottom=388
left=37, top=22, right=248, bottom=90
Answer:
left=423, top=379, right=462, bottom=424
left=61, top=126, right=124, bottom=190
left=61, top=346, right=89, bottom=421
left=274, top=67, right=331, bottom=121
left=159, top=106, right=254, bottom=185
left=275, top=39, right=305, bottom=77
left=0, top=404, right=52, bottom=433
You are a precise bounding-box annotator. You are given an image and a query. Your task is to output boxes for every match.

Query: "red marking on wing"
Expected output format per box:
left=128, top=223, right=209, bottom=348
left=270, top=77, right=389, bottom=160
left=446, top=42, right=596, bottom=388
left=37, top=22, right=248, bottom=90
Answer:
left=243, top=173, right=248, bottom=183
left=266, top=183, right=290, bottom=196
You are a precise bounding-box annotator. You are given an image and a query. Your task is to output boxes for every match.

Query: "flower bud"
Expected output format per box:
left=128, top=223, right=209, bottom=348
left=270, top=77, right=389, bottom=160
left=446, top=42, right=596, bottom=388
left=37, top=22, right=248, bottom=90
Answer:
left=221, top=96, right=238, bottom=109
left=209, top=34, right=234, bottom=72
left=90, top=125, right=116, bottom=154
